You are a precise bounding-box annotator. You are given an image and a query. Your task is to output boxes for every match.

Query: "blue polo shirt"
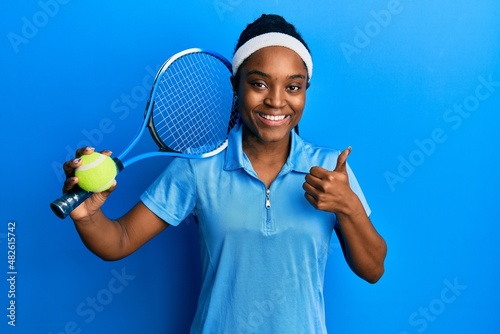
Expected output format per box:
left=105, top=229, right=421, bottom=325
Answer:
left=141, top=123, right=370, bottom=334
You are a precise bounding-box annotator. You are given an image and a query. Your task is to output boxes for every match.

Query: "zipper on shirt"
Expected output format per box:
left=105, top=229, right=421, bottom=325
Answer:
left=264, top=188, right=275, bottom=232
left=265, top=188, right=271, bottom=209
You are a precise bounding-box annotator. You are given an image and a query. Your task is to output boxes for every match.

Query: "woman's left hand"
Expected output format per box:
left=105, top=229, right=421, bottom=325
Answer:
left=303, top=147, right=357, bottom=214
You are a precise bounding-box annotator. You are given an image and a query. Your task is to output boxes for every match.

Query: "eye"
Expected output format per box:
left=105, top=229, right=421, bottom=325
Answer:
left=250, top=81, right=267, bottom=89
left=251, top=81, right=268, bottom=89
left=288, top=84, right=302, bottom=92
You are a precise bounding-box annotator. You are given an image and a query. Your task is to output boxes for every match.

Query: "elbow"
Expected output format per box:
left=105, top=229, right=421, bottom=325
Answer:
left=362, top=242, right=388, bottom=284
left=89, top=249, right=126, bottom=262
left=99, top=252, right=128, bottom=262
left=365, top=266, right=385, bottom=284
left=99, top=255, right=123, bottom=262
left=352, top=261, right=385, bottom=284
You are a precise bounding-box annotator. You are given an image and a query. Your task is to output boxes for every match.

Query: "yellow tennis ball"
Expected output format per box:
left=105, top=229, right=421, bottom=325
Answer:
left=75, top=153, right=117, bottom=192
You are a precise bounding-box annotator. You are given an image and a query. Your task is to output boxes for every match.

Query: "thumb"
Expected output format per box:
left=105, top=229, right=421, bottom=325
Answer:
left=334, top=146, right=352, bottom=172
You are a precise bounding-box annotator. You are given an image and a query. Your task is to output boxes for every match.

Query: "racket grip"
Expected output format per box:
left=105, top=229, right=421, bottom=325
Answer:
left=50, top=158, right=124, bottom=219
left=50, top=188, right=93, bottom=219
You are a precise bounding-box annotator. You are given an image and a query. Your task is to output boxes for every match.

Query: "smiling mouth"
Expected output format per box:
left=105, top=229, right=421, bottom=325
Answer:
left=258, top=113, right=289, bottom=121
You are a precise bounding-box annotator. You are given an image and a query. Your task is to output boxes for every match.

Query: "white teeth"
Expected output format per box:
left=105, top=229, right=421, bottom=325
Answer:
left=261, top=114, right=286, bottom=121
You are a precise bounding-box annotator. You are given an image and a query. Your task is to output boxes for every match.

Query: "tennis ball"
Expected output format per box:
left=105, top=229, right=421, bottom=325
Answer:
left=75, top=153, right=117, bottom=192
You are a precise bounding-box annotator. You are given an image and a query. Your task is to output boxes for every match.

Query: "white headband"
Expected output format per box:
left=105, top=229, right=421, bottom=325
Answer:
left=232, top=32, right=313, bottom=81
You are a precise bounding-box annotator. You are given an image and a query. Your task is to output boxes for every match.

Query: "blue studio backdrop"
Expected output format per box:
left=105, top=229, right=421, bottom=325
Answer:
left=1, top=1, right=499, bottom=333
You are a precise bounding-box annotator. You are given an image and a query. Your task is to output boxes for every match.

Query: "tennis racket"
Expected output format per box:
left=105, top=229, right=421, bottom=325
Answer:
left=51, top=48, right=238, bottom=219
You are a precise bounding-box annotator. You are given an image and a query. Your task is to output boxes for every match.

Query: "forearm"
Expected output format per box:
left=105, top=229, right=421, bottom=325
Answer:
left=72, top=210, right=130, bottom=261
left=336, top=196, right=387, bottom=283
left=303, top=150, right=387, bottom=282
left=72, top=201, right=168, bottom=261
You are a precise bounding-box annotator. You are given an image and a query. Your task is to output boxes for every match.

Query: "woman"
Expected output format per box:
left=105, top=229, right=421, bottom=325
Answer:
left=62, top=14, right=386, bottom=334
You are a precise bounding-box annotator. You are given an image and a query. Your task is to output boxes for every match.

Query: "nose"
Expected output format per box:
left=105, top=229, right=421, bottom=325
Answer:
left=264, top=87, right=286, bottom=109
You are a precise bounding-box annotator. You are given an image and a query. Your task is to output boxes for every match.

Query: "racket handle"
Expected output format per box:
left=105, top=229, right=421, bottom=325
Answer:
left=50, top=157, right=124, bottom=219
left=50, top=188, right=93, bottom=219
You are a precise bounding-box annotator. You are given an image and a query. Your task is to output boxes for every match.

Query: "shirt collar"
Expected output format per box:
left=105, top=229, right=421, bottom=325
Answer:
left=224, top=123, right=312, bottom=174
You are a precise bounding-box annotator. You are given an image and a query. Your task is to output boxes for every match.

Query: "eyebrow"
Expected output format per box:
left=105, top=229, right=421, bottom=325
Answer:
left=246, top=70, right=270, bottom=78
left=245, top=70, right=306, bottom=80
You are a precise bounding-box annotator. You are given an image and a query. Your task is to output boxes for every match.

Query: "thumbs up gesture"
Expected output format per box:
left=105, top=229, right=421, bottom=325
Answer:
left=303, top=147, right=355, bottom=214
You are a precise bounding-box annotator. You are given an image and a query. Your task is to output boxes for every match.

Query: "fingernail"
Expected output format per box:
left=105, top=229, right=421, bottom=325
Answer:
left=73, top=158, right=81, bottom=164
left=85, top=146, right=95, bottom=152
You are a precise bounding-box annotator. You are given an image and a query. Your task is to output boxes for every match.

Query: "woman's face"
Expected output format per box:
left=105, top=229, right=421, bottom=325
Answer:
left=233, top=46, right=308, bottom=146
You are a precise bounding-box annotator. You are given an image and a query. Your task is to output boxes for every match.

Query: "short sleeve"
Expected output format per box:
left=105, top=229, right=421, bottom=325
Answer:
left=346, top=162, right=371, bottom=217
left=332, top=162, right=370, bottom=230
left=140, top=158, right=196, bottom=226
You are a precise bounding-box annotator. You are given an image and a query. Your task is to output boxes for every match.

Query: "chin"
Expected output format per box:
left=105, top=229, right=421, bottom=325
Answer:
left=258, top=129, right=292, bottom=143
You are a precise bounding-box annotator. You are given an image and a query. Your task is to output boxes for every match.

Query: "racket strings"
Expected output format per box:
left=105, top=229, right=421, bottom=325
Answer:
left=152, top=52, right=234, bottom=155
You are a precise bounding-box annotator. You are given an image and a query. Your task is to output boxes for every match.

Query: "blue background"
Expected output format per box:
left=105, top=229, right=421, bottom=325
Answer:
left=1, top=0, right=499, bottom=333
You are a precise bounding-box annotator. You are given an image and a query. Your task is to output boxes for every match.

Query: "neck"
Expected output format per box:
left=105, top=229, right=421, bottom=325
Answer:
left=241, top=128, right=291, bottom=164
left=241, top=126, right=291, bottom=188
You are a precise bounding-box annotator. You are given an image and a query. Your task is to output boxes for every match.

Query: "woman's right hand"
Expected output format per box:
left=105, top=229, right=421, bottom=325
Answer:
left=62, top=146, right=117, bottom=221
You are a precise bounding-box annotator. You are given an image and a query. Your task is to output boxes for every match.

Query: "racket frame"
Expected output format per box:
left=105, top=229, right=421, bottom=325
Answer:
left=118, top=48, right=234, bottom=168
left=50, top=48, right=236, bottom=219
